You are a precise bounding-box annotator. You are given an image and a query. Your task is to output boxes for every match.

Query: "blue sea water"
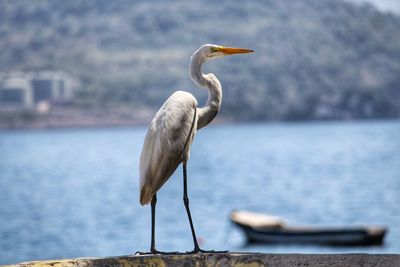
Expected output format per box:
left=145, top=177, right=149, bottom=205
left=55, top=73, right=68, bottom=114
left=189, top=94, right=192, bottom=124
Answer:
left=0, top=120, right=399, bottom=264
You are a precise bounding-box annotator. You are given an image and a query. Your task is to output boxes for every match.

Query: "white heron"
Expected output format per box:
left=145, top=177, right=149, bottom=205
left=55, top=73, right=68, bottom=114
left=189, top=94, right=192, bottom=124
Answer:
left=139, top=44, right=254, bottom=254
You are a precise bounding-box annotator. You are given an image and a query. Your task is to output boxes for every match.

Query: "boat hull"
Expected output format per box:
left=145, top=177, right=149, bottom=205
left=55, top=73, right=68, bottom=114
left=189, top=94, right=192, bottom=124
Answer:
left=234, top=222, right=386, bottom=246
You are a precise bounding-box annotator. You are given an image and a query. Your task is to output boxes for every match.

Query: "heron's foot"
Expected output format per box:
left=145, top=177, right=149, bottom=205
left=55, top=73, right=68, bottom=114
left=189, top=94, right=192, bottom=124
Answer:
left=135, top=250, right=181, bottom=255
left=186, top=248, right=229, bottom=254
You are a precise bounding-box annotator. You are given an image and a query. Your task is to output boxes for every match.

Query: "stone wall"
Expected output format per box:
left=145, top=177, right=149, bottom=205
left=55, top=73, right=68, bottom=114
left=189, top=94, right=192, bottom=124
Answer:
left=5, top=253, right=400, bottom=267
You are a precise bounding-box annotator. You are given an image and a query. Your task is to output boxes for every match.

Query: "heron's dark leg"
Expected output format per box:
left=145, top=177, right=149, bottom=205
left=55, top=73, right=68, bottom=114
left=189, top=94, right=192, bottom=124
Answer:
left=149, top=194, right=182, bottom=254
left=150, top=194, right=157, bottom=253
left=135, top=194, right=181, bottom=255
left=135, top=194, right=159, bottom=255
left=182, top=162, right=201, bottom=252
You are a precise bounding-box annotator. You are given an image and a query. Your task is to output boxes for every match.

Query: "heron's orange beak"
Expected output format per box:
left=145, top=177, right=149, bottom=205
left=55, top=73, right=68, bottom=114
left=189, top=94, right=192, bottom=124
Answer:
left=218, top=46, right=254, bottom=55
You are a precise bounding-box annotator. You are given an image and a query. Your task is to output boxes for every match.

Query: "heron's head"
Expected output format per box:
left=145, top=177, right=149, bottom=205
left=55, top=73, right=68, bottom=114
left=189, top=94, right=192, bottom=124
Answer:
left=195, top=44, right=254, bottom=60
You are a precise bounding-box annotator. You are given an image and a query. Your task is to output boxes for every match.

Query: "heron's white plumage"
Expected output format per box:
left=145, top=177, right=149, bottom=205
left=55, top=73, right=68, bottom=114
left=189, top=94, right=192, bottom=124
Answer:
left=139, top=91, right=198, bottom=205
left=137, top=44, right=253, bottom=254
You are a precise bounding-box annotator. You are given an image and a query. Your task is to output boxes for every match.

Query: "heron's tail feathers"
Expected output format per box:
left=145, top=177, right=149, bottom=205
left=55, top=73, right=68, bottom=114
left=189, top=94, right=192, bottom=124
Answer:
left=140, top=186, right=153, bottom=206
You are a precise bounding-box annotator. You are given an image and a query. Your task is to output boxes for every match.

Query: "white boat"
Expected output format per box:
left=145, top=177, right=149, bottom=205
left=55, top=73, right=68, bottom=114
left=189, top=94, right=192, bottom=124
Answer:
left=230, top=210, right=387, bottom=246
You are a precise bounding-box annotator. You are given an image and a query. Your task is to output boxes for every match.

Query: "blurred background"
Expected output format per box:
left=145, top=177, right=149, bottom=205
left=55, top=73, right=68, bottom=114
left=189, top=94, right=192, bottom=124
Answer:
left=0, top=0, right=399, bottom=265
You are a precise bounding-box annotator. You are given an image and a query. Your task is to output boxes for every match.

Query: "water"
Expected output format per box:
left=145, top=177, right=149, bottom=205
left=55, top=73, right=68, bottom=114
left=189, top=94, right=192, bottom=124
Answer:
left=0, top=120, right=399, bottom=264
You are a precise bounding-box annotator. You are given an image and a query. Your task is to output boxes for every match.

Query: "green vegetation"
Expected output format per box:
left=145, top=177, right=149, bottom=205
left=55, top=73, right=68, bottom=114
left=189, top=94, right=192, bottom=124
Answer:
left=1, top=0, right=399, bottom=121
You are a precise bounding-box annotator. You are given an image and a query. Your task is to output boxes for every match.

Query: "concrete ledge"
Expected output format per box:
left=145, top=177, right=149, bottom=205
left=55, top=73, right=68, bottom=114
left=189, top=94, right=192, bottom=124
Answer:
left=5, top=253, right=400, bottom=267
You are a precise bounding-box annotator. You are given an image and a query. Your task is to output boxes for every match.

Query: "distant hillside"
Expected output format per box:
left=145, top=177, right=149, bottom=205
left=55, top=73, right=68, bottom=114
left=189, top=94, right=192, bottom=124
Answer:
left=1, top=0, right=400, bottom=121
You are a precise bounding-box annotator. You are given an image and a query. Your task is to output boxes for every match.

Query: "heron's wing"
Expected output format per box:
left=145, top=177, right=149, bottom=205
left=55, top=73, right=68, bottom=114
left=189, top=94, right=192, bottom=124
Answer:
left=139, top=91, right=198, bottom=205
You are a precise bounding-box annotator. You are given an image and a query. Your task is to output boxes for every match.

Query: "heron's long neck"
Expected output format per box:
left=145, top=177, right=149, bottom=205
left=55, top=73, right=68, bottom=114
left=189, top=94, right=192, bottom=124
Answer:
left=190, top=54, right=222, bottom=130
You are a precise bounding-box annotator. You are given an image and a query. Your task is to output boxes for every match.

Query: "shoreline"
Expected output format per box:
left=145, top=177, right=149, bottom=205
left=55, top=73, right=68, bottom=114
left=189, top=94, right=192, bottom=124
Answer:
left=1, top=105, right=399, bottom=131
